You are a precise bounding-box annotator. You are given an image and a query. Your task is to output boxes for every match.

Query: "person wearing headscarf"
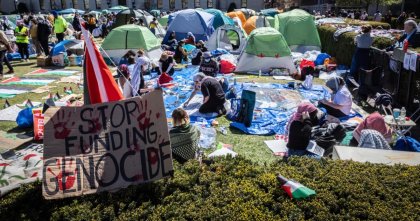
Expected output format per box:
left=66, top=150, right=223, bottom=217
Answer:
left=320, top=76, right=352, bottom=118
left=286, top=102, right=321, bottom=158
left=14, top=20, right=29, bottom=62
left=351, top=112, right=392, bottom=146
left=397, top=19, right=420, bottom=48
left=358, top=129, right=391, bottom=150
left=184, top=32, right=196, bottom=45
left=173, top=40, right=188, bottom=63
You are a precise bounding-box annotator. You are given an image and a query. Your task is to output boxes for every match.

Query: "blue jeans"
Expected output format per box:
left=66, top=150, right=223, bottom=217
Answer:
left=287, top=149, right=321, bottom=159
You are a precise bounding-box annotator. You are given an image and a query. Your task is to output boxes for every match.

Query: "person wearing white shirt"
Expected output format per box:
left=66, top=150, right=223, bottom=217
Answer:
left=117, top=64, right=132, bottom=98
left=130, top=49, right=150, bottom=96
left=319, top=76, right=352, bottom=118
left=373, top=11, right=382, bottom=21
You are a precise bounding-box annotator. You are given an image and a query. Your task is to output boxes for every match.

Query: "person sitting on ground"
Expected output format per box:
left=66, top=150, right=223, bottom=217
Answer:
left=397, top=19, right=420, bottom=48
left=191, top=40, right=207, bottom=65
left=169, top=108, right=201, bottom=163
left=350, top=112, right=392, bottom=146
left=173, top=40, right=188, bottom=63
left=286, top=102, right=322, bottom=158
left=184, top=32, right=196, bottom=45
left=117, top=64, right=132, bottom=98
left=184, top=72, right=226, bottom=115
left=158, top=51, right=175, bottom=76
left=319, top=76, right=352, bottom=118
left=167, top=31, right=178, bottom=48
left=348, top=25, right=373, bottom=84
left=128, top=17, right=135, bottom=24
left=199, top=52, right=219, bottom=77
left=120, top=50, right=136, bottom=65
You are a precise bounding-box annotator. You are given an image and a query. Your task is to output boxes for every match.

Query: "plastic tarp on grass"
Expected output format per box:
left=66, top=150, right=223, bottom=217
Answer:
left=101, top=24, right=163, bottom=64
left=163, top=9, right=215, bottom=44
left=229, top=83, right=330, bottom=135
left=236, top=27, right=296, bottom=73
left=274, top=9, right=321, bottom=53
left=204, top=9, right=234, bottom=30
left=243, top=15, right=271, bottom=35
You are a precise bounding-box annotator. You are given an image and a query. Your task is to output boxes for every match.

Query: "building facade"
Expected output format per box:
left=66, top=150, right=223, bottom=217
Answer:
left=1, top=0, right=266, bottom=14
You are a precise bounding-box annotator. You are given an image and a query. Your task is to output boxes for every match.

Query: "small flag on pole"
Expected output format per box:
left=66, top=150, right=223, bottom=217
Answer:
left=277, top=174, right=316, bottom=199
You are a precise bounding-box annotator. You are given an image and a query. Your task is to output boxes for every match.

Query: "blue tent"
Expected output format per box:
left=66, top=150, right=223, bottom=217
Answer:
left=59, top=8, right=85, bottom=15
left=204, top=9, right=234, bottom=30
left=51, top=39, right=83, bottom=56
left=163, top=9, right=214, bottom=44
left=260, top=8, right=281, bottom=17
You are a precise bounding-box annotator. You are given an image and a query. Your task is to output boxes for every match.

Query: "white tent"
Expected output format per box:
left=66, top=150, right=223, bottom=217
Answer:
left=206, top=25, right=247, bottom=55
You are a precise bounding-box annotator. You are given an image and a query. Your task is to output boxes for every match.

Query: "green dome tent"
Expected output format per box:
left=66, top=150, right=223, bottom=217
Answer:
left=158, top=14, right=169, bottom=27
left=235, top=27, right=296, bottom=73
left=274, top=9, right=321, bottom=53
left=101, top=24, right=162, bottom=64
left=204, top=9, right=234, bottom=30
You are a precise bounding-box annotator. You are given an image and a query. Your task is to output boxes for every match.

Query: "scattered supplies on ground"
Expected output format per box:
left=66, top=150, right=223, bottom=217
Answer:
left=208, top=147, right=238, bottom=158
left=264, top=139, right=288, bottom=156
left=0, top=144, right=43, bottom=197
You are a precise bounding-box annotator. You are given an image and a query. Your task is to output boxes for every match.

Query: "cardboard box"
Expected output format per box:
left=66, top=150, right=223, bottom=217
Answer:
left=37, top=56, right=52, bottom=67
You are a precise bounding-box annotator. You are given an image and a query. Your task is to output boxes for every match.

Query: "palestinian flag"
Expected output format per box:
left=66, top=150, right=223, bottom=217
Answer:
left=277, top=174, right=316, bottom=199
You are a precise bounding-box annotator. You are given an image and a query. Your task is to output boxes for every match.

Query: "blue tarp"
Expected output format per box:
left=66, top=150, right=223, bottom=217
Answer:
left=163, top=9, right=215, bottom=45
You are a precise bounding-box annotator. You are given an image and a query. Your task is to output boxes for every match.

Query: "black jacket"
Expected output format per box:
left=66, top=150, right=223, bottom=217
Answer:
left=37, top=21, right=51, bottom=41
left=398, top=30, right=420, bottom=48
left=287, top=119, right=312, bottom=150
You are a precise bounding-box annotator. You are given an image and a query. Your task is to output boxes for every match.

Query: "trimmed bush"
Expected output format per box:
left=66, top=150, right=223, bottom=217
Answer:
left=1, top=157, right=419, bottom=220
left=318, top=26, right=394, bottom=66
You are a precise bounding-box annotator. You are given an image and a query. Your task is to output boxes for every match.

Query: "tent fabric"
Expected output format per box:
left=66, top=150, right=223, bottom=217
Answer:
left=236, top=27, right=296, bottom=73
left=260, top=8, right=281, bottom=17
left=114, top=9, right=152, bottom=27
left=101, top=24, right=162, bottom=64
left=204, top=9, right=234, bottom=30
left=108, top=5, right=129, bottom=13
left=159, top=15, right=169, bottom=26
left=274, top=9, right=321, bottom=50
left=266, top=16, right=276, bottom=28
left=243, top=16, right=271, bottom=35
left=51, top=39, right=83, bottom=56
left=163, top=9, right=215, bottom=44
left=206, top=24, right=247, bottom=54
left=227, top=11, right=246, bottom=27
left=234, top=8, right=256, bottom=19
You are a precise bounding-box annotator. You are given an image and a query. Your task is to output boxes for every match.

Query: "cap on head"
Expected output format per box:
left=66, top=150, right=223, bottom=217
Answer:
left=52, top=11, right=58, bottom=16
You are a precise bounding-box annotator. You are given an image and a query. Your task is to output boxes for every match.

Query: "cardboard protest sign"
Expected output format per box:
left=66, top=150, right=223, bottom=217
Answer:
left=42, top=90, right=173, bottom=199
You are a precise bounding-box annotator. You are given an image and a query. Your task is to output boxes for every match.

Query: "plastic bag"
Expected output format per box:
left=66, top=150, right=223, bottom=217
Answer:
left=16, top=108, right=34, bottom=128
left=197, top=127, right=216, bottom=149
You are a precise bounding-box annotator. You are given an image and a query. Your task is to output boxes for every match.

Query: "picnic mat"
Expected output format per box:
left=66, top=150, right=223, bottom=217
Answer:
left=0, top=88, right=29, bottom=98
left=0, top=77, right=55, bottom=86
left=0, top=144, right=43, bottom=197
left=26, top=69, right=79, bottom=76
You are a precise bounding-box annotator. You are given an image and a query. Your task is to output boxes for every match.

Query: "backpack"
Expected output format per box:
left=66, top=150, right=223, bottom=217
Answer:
left=394, top=136, right=420, bottom=152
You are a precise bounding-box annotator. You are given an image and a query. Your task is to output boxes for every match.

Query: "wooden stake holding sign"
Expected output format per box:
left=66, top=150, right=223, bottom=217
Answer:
left=42, top=90, right=173, bottom=199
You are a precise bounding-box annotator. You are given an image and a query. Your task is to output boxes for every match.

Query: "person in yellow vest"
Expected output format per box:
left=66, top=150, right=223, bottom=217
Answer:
left=52, top=11, right=67, bottom=43
left=14, top=20, right=29, bottom=62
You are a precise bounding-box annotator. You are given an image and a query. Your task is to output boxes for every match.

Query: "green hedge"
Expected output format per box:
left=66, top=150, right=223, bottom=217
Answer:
left=1, top=157, right=419, bottom=220
left=317, top=26, right=394, bottom=66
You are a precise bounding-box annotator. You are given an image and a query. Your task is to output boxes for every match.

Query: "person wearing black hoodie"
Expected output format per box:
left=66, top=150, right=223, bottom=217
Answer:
left=37, top=17, right=51, bottom=56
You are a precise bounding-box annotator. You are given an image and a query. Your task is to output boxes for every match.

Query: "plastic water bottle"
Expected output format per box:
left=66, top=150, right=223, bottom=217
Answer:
left=400, top=107, right=406, bottom=122
left=258, top=70, right=262, bottom=78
